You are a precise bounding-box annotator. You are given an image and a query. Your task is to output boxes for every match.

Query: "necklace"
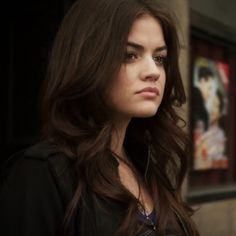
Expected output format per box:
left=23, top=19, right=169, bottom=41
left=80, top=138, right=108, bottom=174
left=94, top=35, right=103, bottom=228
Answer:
left=137, top=203, right=157, bottom=231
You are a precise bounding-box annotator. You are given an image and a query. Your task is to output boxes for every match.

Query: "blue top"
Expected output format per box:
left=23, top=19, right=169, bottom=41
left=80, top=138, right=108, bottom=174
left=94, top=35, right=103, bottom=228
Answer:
left=137, top=210, right=177, bottom=236
left=137, top=209, right=157, bottom=226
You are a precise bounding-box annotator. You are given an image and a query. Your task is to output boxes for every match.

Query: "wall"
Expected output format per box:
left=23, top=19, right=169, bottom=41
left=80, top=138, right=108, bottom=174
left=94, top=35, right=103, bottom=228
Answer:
left=166, top=0, right=190, bottom=195
left=165, top=0, right=190, bottom=128
left=168, top=0, right=236, bottom=235
left=193, top=199, right=236, bottom=236
left=190, top=0, right=236, bottom=30
left=189, top=0, right=236, bottom=235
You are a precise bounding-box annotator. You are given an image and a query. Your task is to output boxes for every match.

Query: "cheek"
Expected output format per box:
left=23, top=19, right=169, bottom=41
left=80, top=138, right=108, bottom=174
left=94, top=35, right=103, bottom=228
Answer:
left=163, top=73, right=166, bottom=87
left=112, top=68, right=134, bottom=92
left=107, top=70, right=129, bottom=103
left=117, top=66, right=134, bottom=84
left=161, top=74, right=166, bottom=95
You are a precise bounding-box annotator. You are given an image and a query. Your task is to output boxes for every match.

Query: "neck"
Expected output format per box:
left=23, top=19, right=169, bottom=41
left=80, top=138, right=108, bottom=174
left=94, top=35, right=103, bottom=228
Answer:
left=111, top=118, right=130, bottom=161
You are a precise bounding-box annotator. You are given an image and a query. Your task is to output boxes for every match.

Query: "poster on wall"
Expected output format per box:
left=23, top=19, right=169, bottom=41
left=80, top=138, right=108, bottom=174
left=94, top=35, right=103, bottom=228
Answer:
left=192, top=57, right=229, bottom=170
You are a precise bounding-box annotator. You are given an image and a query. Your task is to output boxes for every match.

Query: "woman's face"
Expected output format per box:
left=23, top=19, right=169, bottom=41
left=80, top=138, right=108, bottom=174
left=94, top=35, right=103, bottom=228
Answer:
left=107, top=14, right=167, bottom=121
left=210, top=93, right=221, bottom=123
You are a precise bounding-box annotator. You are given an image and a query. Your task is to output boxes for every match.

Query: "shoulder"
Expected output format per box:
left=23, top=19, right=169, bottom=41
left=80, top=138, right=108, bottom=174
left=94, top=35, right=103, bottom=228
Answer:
left=0, top=142, right=71, bottom=235
left=1, top=141, right=63, bottom=193
left=1, top=141, right=75, bottom=205
left=2, top=141, right=72, bottom=181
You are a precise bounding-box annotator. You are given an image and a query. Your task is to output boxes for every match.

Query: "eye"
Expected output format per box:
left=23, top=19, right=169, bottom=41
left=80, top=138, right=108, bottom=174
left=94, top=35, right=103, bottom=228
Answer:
left=124, top=52, right=138, bottom=62
left=153, top=55, right=168, bottom=66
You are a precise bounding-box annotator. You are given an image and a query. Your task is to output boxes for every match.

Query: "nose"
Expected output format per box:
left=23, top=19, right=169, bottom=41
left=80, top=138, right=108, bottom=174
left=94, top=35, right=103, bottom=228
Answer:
left=140, top=56, right=160, bottom=82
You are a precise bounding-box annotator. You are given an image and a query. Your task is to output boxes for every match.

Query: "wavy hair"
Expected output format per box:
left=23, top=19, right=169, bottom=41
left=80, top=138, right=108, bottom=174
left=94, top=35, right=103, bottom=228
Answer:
left=41, top=0, right=199, bottom=235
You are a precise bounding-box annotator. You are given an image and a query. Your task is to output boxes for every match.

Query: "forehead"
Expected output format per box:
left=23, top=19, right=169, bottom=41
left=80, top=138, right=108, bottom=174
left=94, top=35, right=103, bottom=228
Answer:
left=127, top=14, right=165, bottom=47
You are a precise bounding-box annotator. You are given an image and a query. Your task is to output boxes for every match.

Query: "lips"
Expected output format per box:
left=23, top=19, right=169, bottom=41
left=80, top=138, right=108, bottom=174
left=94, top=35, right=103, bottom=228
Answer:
left=136, top=87, right=160, bottom=95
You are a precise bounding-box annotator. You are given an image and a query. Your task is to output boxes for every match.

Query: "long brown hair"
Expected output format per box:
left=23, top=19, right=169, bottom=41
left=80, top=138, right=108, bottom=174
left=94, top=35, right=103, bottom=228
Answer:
left=41, top=0, right=198, bottom=235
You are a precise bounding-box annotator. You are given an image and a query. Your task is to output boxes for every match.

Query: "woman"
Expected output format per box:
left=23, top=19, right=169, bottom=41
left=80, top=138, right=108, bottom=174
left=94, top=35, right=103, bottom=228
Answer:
left=0, top=0, right=199, bottom=235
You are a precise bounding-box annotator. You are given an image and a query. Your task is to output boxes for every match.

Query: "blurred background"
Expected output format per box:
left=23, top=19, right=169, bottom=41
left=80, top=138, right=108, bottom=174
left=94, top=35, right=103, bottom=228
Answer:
left=1, top=0, right=236, bottom=235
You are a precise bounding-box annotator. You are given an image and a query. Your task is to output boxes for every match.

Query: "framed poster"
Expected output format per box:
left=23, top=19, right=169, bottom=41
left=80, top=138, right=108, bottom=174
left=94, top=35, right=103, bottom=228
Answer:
left=188, top=31, right=236, bottom=198
left=187, top=11, right=236, bottom=204
left=192, top=57, right=229, bottom=170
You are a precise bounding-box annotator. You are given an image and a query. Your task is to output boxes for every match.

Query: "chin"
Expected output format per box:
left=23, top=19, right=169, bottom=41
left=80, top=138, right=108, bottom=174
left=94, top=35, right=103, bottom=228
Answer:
left=134, top=107, right=159, bottom=118
left=136, top=113, right=157, bottom=118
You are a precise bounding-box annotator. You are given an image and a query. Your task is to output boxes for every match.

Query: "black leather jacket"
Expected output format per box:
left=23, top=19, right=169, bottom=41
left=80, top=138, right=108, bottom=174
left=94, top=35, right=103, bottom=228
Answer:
left=0, top=142, right=188, bottom=236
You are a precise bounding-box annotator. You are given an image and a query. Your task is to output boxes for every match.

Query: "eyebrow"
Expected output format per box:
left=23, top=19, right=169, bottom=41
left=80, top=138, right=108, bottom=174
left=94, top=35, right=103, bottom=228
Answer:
left=127, top=41, right=167, bottom=52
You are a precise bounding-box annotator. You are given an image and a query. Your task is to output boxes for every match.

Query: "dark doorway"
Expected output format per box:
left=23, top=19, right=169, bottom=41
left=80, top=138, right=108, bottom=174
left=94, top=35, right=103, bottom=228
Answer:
left=1, top=0, right=76, bottom=167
